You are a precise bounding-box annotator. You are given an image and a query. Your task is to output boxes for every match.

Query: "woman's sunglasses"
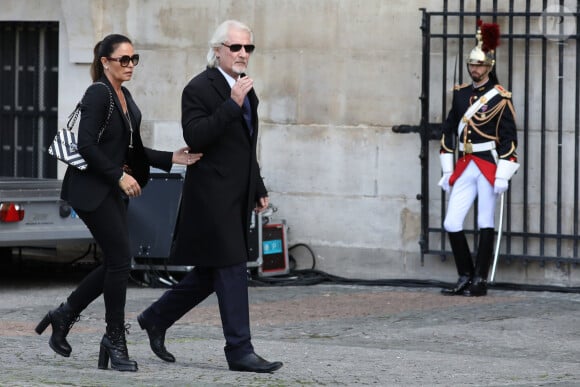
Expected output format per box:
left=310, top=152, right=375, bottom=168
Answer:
left=107, top=54, right=140, bottom=67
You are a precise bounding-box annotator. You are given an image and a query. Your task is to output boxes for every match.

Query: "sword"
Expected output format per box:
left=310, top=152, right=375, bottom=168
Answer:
left=490, top=192, right=505, bottom=283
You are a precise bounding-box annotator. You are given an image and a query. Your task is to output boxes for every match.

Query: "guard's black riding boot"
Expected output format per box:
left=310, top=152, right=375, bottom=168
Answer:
left=98, top=323, right=138, bottom=372
left=35, top=302, right=80, bottom=357
left=441, top=231, right=474, bottom=295
left=464, top=228, right=494, bottom=297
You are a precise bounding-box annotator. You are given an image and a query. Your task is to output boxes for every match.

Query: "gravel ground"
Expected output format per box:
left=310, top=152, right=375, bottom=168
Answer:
left=1, top=266, right=580, bottom=386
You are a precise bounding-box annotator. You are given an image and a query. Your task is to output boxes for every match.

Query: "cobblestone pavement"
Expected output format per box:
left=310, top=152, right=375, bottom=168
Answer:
left=1, top=271, right=580, bottom=386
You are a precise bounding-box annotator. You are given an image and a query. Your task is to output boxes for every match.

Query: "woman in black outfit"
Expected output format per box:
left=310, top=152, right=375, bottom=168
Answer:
left=35, top=34, right=201, bottom=372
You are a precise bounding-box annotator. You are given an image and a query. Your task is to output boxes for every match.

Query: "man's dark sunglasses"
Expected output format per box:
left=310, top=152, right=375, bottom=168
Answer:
left=221, top=43, right=255, bottom=54
left=107, top=54, right=140, bottom=67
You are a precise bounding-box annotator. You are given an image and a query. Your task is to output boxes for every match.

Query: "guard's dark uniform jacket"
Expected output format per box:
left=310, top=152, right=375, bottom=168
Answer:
left=440, top=81, right=517, bottom=185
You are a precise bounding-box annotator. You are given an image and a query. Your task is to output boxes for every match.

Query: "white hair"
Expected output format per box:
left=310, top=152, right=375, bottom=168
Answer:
left=206, top=20, right=254, bottom=68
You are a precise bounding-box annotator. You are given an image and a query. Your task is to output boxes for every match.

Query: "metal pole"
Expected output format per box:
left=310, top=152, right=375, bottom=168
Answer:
left=418, top=9, right=431, bottom=264
left=490, top=193, right=505, bottom=283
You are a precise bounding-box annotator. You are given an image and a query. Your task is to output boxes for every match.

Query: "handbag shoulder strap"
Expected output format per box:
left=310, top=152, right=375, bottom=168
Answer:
left=92, top=82, right=114, bottom=143
left=66, top=82, right=114, bottom=144
left=65, top=103, right=82, bottom=131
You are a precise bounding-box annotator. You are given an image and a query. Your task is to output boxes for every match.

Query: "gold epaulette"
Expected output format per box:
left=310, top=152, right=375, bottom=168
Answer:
left=453, top=83, right=470, bottom=91
left=494, top=84, right=512, bottom=98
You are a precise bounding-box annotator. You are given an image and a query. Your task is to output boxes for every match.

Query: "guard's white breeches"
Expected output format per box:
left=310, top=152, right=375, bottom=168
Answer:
left=443, top=160, right=496, bottom=232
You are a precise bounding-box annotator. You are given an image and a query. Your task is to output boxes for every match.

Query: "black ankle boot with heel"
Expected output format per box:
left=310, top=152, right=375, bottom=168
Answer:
left=98, top=323, right=138, bottom=372
left=35, top=302, right=80, bottom=357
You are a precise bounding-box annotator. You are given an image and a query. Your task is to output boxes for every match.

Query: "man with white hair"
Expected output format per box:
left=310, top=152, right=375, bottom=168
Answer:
left=136, top=20, right=282, bottom=373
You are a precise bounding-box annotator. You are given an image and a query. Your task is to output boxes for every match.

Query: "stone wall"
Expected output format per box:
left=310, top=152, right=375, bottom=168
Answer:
left=2, top=0, right=578, bottom=285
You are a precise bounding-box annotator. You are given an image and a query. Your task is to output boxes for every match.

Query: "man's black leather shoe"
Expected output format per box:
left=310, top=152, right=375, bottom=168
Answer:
left=463, top=277, right=488, bottom=297
left=137, top=313, right=175, bottom=363
left=441, top=275, right=471, bottom=296
left=228, top=352, right=283, bottom=373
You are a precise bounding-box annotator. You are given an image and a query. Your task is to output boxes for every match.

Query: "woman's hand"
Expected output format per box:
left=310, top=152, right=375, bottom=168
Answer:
left=119, top=172, right=141, bottom=198
left=173, top=146, right=202, bottom=166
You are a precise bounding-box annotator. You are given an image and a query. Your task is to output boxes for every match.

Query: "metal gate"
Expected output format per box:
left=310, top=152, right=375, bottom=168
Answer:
left=414, top=1, right=580, bottom=269
left=0, top=22, right=59, bottom=178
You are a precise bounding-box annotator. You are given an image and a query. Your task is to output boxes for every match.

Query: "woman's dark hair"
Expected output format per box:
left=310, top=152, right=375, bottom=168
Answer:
left=90, top=34, right=132, bottom=81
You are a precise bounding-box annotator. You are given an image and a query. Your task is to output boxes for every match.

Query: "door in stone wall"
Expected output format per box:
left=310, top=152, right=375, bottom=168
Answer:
left=0, top=22, right=59, bottom=178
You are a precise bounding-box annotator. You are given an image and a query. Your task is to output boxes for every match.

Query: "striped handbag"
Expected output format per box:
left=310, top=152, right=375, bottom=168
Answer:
left=48, top=82, right=113, bottom=170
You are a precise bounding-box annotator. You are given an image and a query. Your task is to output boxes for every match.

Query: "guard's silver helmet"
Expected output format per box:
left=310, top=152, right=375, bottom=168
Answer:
left=467, top=20, right=499, bottom=67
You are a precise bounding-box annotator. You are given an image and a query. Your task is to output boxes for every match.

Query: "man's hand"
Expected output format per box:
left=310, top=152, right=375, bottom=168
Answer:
left=494, top=178, right=509, bottom=194
left=439, top=153, right=454, bottom=193
left=255, top=196, right=269, bottom=213
left=438, top=173, right=452, bottom=193
left=231, top=74, right=254, bottom=106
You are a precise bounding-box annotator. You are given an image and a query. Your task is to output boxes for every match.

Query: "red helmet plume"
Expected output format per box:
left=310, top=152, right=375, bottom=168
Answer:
left=479, top=20, right=500, bottom=53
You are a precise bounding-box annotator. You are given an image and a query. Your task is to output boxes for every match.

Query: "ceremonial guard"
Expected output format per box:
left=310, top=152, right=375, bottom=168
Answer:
left=439, top=21, right=519, bottom=296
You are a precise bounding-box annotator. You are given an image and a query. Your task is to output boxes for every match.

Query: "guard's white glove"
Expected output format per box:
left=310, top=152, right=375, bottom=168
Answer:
left=494, top=178, right=509, bottom=194
left=438, top=153, right=454, bottom=193
left=438, top=173, right=452, bottom=193
left=494, top=159, right=520, bottom=195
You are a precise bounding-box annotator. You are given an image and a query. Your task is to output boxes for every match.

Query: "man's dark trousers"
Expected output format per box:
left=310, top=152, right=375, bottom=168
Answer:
left=140, top=261, right=254, bottom=362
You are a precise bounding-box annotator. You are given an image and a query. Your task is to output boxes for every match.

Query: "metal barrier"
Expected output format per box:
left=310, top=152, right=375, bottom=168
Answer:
left=409, top=1, right=580, bottom=269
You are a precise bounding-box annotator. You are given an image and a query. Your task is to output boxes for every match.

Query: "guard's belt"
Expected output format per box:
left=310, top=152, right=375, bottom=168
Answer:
left=459, top=141, right=496, bottom=153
